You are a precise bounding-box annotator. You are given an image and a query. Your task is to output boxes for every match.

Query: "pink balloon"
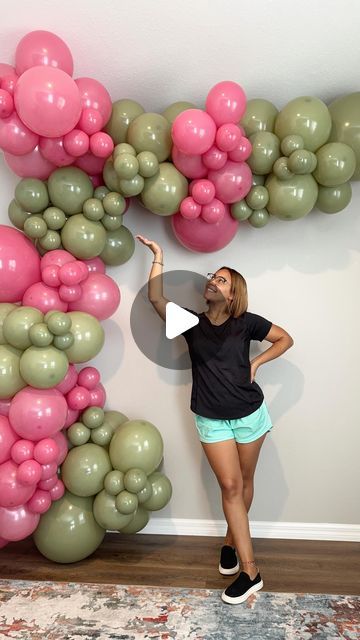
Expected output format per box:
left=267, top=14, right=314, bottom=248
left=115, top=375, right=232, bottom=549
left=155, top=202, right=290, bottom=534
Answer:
left=41, top=249, right=74, bottom=270
left=9, top=387, right=68, bottom=441
left=89, top=131, right=114, bottom=158
left=206, top=81, right=247, bottom=126
left=228, top=137, right=252, bottom=162
left=38, top=474, right=58, bottom=491
left=90, top=174, right=102, bottom=188
left=208, top=160, right=253, bottom=204
left=0, top=225, right=41, bottom=302
left=0, top=89, right=14, bottom=118
left=75, top=151, right=106, bottom=174
left=68, top=272, right=120, bottom=320
left=1, top=73, right=18, bottom=96
left=0, top=416, right=19, bottom=464
left=59, top=284, right=82, bottom=302
left=172, top=145, right=207, bottom=179
left=77, top=366, right=100, bottom=390
left=201, top=198, right=226, bottom=224
left=77, top=108, right=103, bottom=135
left=0, top=536, right=9, bottom=548
left=34, top=438, right=59, bottom=465
left=171, top=204, right=239, bottom=253
left=4, top=145, right=56, bottom=179
left=40, top=461, right=58, bottom=480
left=59, top=260, right=88, bottom=286
left=63, top=128, right=89, bottom=156
left=192, top=179, right=216, bottom=205
left=49, top=479, right=65, bottom=501
left=0, top=460, right=35, bottom=507
left=216, top=123, right=242, bottom=152
left=11, top=439, right=34, bottom=464
left=41, top=264, right=61, bottom=287
left=51, top=430, right=68, bottom=465
left=83, top=257, right=106, bottom=274
left=0, top=63, right=15, bottom=81
left=0, top=503, right=40, bottom=541
left=64, top=407, right=79, bottom=428
left=27, top=489, right=51, bottom=514
left=202, top=145, right=228, bottom=171
left=0, top=399, right=11, bottom=417
left=88, top=383, right=106, bottom=408
left=17, top=459, right=42, bottom=486
left=75, top=77, right=112, bottom=126
left=55, top=364, right=78, bottom=395
left=23, top=281, right=68, bottom=313
left=14, top=65, right=81, bottom=137
left=66, top=385, right=90, bottom=411
left=180, top=197, right=202, bottom=220
left=0, top=111, right=39, bottom=155
left=172, top=109, right=216, bottom=155
left=15, top=30, right=74, bottom=76
left=39, top=136, right=75, bottom=166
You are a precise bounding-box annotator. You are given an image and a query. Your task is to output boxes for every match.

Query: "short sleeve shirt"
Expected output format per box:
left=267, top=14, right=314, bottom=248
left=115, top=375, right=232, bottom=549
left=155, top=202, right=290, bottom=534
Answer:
left=181, top=310, right=272, bottom=420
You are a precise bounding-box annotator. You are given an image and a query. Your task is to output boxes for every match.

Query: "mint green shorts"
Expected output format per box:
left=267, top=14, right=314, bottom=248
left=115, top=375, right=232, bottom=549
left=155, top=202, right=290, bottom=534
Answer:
left=194, top=401, right=272, bottom=444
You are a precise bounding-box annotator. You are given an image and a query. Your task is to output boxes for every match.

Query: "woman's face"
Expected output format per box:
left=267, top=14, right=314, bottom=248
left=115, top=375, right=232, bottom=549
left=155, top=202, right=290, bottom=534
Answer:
left=204, top=268, right=233, bottom=305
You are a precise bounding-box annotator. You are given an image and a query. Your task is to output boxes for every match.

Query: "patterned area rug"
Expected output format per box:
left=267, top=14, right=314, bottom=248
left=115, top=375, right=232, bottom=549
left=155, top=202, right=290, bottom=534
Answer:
left=0, top=579, right=359, bottom=640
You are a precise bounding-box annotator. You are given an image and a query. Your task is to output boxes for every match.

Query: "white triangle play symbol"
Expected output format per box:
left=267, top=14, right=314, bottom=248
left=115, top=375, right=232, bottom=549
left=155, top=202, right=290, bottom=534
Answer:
left=165, top=302, right=199, bottom=339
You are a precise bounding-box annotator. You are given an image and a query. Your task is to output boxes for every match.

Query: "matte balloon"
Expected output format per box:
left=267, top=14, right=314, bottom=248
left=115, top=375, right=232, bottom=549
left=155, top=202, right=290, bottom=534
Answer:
left=93, top=489, right=134, bottom=530
left=316, top=182, right=352, bottom=213
left=247, top=132, right=280, bottom=175
left=162, top=101, right=196, bottom=125
left=274, top=96, right=331, bottom=152
left=0, top=226, right=41, bottom=303
left=61, top=443, right=112, bottom=496
left=142, top=471, right=172, bottom=511
left=120, top=505, right=149, bottom=534
left=140, top=162, right=188, bottom=215
left=100, top=225, right=135, bottom=266
left=0, top=345, right=26, bottom=400
left=0, top=416, right=18, bottom=464
left=65, top=311, right=104, bottom=363
left=328, top=92, right=360, bottom=180
left=48, top=167, right=94, bottom=215
left=172, top=204, right=239, bottom=252
left=127, top=112, right=172, bottom=162
left=109, top=419, right=163, bottom=474
left=0, top=460, right=35, bottom=507
left=313, top=142, right=356, bottom=186
left=4, top=145, right=56, bottom=180
left=0, top=502, right=40, bottom=541
left=15, top=178, right=49, bottom=214
left=61, top=214, right=106, bottom=259
left=240, top=98, right=278, bottom=136
left=3, top=306, right=43, bottom=350
left=9, top=387, right=67, bottom=440
left=33, top=491, right=105, bottom=563
left=105, top=99, right=144, bottom=144
left=15, top=30, right=74, bottom=76
left=0, top=112, right=39, bottom=155
left=266, top=173, right=318, bottom=220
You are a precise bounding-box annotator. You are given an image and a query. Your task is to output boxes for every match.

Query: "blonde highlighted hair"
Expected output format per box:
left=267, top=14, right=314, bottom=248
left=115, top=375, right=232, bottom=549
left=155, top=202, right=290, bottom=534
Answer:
left=219, top=266, right=248, bottom=318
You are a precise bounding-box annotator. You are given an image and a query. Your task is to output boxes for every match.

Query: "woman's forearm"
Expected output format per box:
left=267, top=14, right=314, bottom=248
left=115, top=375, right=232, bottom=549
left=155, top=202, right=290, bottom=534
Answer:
left=148, top=250, right=164, bottom=302
left=252, top=335, right=293, bottom=367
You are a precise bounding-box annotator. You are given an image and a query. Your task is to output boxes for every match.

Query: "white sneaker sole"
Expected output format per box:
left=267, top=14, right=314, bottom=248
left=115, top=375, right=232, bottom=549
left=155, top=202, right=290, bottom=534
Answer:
left=218, top=562, right=240, bottom=576
left=221, top=579, right=264, bottom=604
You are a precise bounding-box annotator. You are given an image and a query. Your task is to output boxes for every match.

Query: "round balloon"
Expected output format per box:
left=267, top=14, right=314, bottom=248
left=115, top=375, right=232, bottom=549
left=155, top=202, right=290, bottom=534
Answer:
left=9, top=387, right=67, bottom=440
left=61, top=443, right=112, bottom=496
left=171, top=203, right=238, bottom=252
left=140, top=162, right=188, bottom=215
left=61, top=214, right=106, bottom=259
left=240, top=98, right=279, bottom=136
left=266, top=173, right=318, bottom=220
left=100, top=226, right=135, bottom=266
left=15, top=30, right=74, bottom=76
left=328, top=92, right=360, bottom=180
left=65, top=311, right=104, bottom=363
left=142, top=471, right=172, bottom=511
left=0, top=226, right=41, bottom=303
left=0, top=344, right=26, bottom=400
left=48, top=167, right=94, bottom=215
left=0, top=502, right=40, bottom=541
left=127, top=113, right=172, bottom=162
left=93, top=489, right=134, bottom=529
left=274, top=96, right=331, bottom=152
left=109, top=419, right=163, bottom=475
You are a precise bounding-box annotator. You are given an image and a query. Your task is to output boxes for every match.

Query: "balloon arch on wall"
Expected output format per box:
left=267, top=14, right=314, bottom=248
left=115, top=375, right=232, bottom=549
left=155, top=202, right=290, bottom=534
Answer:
left=0, top=30, right=359, bottom=562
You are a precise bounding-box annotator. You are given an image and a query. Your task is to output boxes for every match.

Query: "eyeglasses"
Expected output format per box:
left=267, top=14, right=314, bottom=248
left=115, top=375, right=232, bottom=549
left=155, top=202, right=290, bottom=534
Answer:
left=206, top=272, right=228, bottom=285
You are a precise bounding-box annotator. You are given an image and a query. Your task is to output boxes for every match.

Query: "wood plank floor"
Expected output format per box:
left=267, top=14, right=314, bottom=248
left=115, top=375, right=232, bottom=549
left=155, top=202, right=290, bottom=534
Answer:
left=0, top=534, right=359, bottom=595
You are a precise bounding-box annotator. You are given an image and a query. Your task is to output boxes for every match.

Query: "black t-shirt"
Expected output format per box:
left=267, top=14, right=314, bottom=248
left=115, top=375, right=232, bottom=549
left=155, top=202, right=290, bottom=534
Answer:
left=181, top=310, right=272, bottom=420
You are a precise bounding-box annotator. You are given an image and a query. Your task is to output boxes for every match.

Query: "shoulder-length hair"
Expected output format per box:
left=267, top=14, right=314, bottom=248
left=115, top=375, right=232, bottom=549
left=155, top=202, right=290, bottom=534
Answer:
left=219, top=266, right=248, bottom=318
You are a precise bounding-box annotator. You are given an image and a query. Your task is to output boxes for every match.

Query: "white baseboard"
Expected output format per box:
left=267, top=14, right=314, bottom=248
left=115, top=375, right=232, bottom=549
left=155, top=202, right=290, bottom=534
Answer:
left=141, top=518, right=360, bottom=542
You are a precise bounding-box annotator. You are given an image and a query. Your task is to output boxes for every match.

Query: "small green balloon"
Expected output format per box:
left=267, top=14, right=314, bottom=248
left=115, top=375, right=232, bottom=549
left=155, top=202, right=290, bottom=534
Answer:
left=136, top=151, right=159, bottom=178
left=61, top=443, right=112, bottom=497
left=109, top=419, right=163, bottom=475
left=114, top=153, right=139, bottom=180
left=313, top=142, right=356, bottom=186
left=119, top=174, right=144, bottom=197
left=142, top=471, right=172, bottom=511
left=93, top=489, right=134, bottom=530
left=103, top=192, right=126, bottom=216
left=124, top=468, right=148, bottom=494
left=248, top=208, right=270, bottom=228
left=0, top=344, right=26, bottom=399
left=105, top=99, right=145, bottom=144
left=38, top=230, right=61, bottom=251
left=272, top=157, right=294, bottom=180
left=113, top=143, right=137, bottom=158
left=103, top=159, right=121, bottom=192
left=316, top=182, right=352, bottom=213
left=15, top=178, right=49, bottom=213
left=288, top=149, right=317, bottom=175
left=20, top=345, right=68, bottom=388
left=137, top=480, right=153, bottom=504
left=248, top=132, right=280, bottom=175
left=29, top=322, right=53, bottom=347
left=240, top=98, right=279, bottom=136
left=23, top=216, right=47, bottom=239
left=161, top=101, right=196, bottom=125
left=328, top=92, right=360, bottom=180
left=141, top=162, right=188, bottom=215
left=252, top=174, right=265, bottom=187
left=53, top=333, right=74, bottom=350
left=280, top=134, right=304, bottom=157
left=3, top=306, right=43, bottom=350
left=93, top=186, right=110, bottom=201
left=67, top=422, right=91, bottom=446
left=47, top=312, right=71, bottom=336
left=48, top=167, right=94, bottom=216
left=127, top=113, right=172, bottom=162
left=61, top=214, right=106, bottom=259
left=104, top=410, right=129, bottom=431
left=104, top=470, right=125, bottom=496
left=275, top=96, right=331, bottom=152
left=266, top=173, right=318, bottom=220
left=120, top=505, right=149, bottom=533
left=101, top=214, right=123, bottom=231
left=230, top=200, right=253, bottom=221
left=65, top=312, right=105, bottom=363
left=43, top=207, right=67, bottom=230
left=0, top=303, right=17, bottom=345
left=83, top=198, right=105, bottom=221
left=82, top=406, right=105, bottom=429
left=100, top=226, right=135, bottom=266
left=245, top=186, right=269, bottom=210
left=8, top=199, right=32, bottom=230
left=90, top=423, right=113, bottom=447
left=115, top=490, right=138, bottom=515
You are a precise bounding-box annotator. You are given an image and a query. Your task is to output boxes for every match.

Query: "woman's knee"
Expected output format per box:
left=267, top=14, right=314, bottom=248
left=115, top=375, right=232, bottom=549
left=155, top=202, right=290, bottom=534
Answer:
left=219, top=476, right=243, bottom=499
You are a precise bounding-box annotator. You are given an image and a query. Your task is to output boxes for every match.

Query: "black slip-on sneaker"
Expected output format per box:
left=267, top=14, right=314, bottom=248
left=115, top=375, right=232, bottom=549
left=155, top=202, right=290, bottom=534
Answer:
left=221, top=571, right=263, bottom=604
left=219, top=545, right=240, bottom=576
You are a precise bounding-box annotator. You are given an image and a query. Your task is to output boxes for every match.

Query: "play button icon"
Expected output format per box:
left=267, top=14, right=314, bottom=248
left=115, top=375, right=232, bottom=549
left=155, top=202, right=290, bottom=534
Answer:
left=165, top=302, right=199, bottom=339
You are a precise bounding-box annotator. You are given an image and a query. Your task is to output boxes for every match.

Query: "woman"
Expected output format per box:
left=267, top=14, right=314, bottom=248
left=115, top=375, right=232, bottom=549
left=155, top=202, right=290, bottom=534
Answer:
left=136, top=234, right=294, bottom=604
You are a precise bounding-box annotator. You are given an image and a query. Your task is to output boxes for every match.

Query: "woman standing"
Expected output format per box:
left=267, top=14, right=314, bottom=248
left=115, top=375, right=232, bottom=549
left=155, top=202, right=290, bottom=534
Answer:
left=136, top=234, right=294, bottom=604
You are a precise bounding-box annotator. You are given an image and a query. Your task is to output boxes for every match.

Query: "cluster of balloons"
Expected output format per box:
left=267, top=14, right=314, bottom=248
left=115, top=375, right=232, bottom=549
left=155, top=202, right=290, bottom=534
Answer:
left=0, top=30, right=114, bottom=181
left=34, top=414, right=172, bottom=563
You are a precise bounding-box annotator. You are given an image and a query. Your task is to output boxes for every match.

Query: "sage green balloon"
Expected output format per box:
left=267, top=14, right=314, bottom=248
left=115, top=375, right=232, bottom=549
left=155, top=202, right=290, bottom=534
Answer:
left=109, top=419, right=163, bottom=474
left=103, top=192, right=126, bottom=216
left=8, top=199, right=32, bottom=230
left=114, top=153, right=139, bottom=180
left=240, top=98, right=278, bottom=136
left=33, top=491, right=105, bottom=564
left=104, top=470, right=125, bottom=496
left=104, top=410, right=129, bottom=433
left=288, top=149, right=317, bottom=175
left=272, top=157, right=294, bottom=180
left=120, top=505, right=149, bottom=533
left=93, top=489, right=134, bottom=530
left=119, top=174, right=144, bottom=197
left=23, top=216, right=47, bottom=239
left=116, top=490, right=138, bottom=515
left=20, top=345, right=68, bottom=388
left=266, top=173, right=318, bottom=220
left=65, top=312, right=105, bottom=363
left=316, top=182, right=352, bottom=213
left=83, top=198, right=105, bottom=221
left=280, top=134, right=304, bottom=157
left=113, top=143, right=137, bottom=158
left=82, top=407, right=105, bottom=429
left=127, top=113, right=172, bottom=162
left=94, top=186, right=110, bottom=201
left=230, top=200, right=253, bottom=221
left=48, top=167, right=94, bottom=215
left=124, top=468, right=148, bottom=494
left=38, top=230, right=62, bottom=251
left=29, top=322, right=53, bottom=347
left=137, top=480, right=153, bottom=504
left=313, top=142, right=356, bottom=186
left=43, top=206, right=67, bottom=230
left=141, top=162, right=188, bottom=215
left=53, top=333, right=74, bottom=350
left=100, top=226, right=135, bottom=266
left=328, top=92, right=360, bottom=180
left=3, top=306, right=43, bottom=350
left=245, top=186, right=269, bottom=210
left=248, top=132, right=280, bottom=175
left=0, top=303, right=16, bottom=344
left=61, top=214, right=106, bottom=259
left=103, top=159, right=121, bottom=192
left=275, top=96, right=331, bottom=152
left=252, top=174, right=265, bottom=187
left=0, top=344, right=26, bottom=399
left=162, top=101, right=196, bottom=126
left=15, top=178, right=49, bottom=213
left=105, top=99, right=145, bottom=144
left=142, top=472, right=172, bottom=511
left=248, top=208, right=270, bottom=228
left=137, top=151, right=159, bottom=178
left=90, top=423, right=113, bottom=447
left=62, top=443, right=112, bottom=497
left=67, top=422, right=91, bottom=446
left=47, top=312, right=71, bottom=336
left=101, top=214, right=123, bottom=231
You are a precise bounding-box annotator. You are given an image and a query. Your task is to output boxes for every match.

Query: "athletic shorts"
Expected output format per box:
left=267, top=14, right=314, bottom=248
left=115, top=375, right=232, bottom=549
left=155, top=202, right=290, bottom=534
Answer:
left=194, top=401, right=272, bottom=444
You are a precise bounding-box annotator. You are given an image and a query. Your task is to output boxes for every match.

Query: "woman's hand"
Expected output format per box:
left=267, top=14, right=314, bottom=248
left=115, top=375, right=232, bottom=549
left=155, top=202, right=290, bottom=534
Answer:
left=250, top=360, right=260, bottom=383
left=136, top=235, right=163, bottom=259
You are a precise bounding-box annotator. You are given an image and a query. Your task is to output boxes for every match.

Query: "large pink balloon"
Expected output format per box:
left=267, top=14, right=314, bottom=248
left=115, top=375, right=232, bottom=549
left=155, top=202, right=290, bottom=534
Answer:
left=51, top=430, right=68, bottom=465
left=9, top=387, right=67, bottom=441
left=0, top=226, right=41, bottom=302
left=172, top=145, right=207, bottom=179
left=0, top=502, right=40, bottom=541
left=0, top=416, right=19, bottom=464
left=15, top=30, right=74, bottom=76
left=0, top=63, right=15, bottom=81
left=22, top=281, right=68, bottom=313
left=0, top=111, right=39, bottom=155
left=4, top=145, right=56, bottom=179
left=172, top=109, right=216, bottom=155
left=171, top=204, right=239, bottom=253
left=14, top=65, right=81, bottom=137
left=75, top=77, right=112, bottom=126
left=208, top=160, right=252, bottom=204
left=206, top=81, right=247, bottom=126
left=83, top=257, right=106, bottom=274
left=0, top=460, right=36, bottom=507
left=68, top=273, right=120, bottom=320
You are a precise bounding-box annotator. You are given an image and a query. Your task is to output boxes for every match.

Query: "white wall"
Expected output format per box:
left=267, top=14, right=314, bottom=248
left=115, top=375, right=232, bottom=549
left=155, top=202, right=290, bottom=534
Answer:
left=1, top=0, right=359, bottom=530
